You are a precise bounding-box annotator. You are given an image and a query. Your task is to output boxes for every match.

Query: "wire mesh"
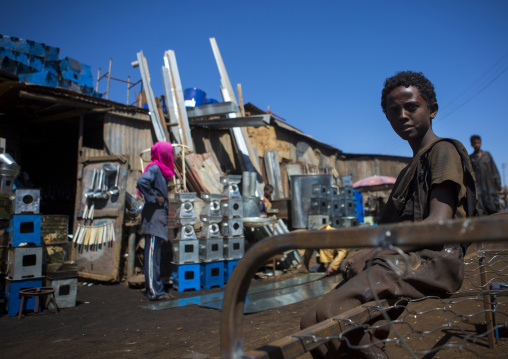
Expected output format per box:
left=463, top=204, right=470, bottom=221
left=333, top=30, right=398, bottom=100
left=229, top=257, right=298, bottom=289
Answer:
left=284, top=245, right=508, bottom=358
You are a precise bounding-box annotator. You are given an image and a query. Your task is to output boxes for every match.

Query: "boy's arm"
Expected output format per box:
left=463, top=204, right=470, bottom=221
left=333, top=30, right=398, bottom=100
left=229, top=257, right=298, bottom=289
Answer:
left=423, top=180, right=456, bottom=223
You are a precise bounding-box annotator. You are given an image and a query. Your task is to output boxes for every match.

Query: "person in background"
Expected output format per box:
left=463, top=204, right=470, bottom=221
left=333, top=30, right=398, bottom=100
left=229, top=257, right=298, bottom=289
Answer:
left=136, top=142, right=175, bottom=301
left=469, top=134, right=502, bottom=215
left=259, top=184, right=274, bottom=217
left=301, top=71, right=478, bottom=358
left=299, top=225, right=349, bottom=275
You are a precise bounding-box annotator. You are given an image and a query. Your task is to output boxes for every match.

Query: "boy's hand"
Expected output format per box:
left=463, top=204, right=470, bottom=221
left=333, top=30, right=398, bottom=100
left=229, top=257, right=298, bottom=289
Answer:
left=156, top=197, right=165, bottom=205
left=325, top=266, right=335, bottom=276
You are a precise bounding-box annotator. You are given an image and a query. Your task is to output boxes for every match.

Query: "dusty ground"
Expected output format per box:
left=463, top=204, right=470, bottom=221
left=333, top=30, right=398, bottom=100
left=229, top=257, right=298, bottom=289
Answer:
left=2, top=250, right=508, bottom=359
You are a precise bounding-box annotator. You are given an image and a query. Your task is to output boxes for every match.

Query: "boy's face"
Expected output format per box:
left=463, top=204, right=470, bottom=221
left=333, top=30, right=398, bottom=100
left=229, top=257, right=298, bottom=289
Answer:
left=265, top=188, right=273, bottom=198
left=471, top=139, right=482, bottom=152
left=385, top=86, right=437, bottom=143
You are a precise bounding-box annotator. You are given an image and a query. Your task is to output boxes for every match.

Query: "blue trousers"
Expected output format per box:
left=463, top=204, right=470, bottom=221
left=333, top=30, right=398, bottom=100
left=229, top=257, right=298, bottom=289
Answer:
left=144, top=235, right=166, bottom=300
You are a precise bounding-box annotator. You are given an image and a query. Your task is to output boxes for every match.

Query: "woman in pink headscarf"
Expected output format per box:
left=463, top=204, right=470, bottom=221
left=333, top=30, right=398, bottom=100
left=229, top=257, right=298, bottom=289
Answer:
left=136, top=142, right=175, bottom=301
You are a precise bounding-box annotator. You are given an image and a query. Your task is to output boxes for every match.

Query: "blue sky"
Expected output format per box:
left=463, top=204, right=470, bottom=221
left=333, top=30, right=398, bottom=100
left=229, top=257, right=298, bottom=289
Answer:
left=3, top=1, right=508, bottom=184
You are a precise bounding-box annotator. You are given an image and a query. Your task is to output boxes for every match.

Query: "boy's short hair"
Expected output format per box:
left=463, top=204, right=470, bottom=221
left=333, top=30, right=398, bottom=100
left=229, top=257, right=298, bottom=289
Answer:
left=470, top=134, right=481, bottom=142
left=381, top=71, right=437, bottom=114
left=264, top=184, right=274, bottom=191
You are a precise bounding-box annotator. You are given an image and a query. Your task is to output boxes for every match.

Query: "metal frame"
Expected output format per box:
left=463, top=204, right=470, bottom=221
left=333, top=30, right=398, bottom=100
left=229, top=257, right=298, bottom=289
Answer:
left=220, top=215, right=508, bottom=358
left=95, top=58, right=142, bottom=104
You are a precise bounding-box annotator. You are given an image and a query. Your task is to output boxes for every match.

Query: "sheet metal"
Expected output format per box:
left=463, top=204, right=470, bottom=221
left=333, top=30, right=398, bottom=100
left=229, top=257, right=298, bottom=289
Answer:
left=291, top=174, right=333, bottom=228
left=200, top=275, right=338, bottom=313
left=263, top=151, right=284, bottom=201
left=186, top=102, right=239, bottom=118
left=141, top=273, right=325, bottom=311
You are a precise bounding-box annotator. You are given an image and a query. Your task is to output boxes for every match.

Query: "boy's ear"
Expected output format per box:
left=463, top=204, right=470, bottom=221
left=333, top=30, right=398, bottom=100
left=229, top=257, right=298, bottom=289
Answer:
left=430, top=102, right=438, bottom=119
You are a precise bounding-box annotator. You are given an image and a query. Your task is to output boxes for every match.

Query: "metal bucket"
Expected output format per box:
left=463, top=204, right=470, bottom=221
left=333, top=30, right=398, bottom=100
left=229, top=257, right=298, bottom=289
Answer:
left=125, top=192, right=143, bottom=219
left=290, top=174, right=333, bottom=229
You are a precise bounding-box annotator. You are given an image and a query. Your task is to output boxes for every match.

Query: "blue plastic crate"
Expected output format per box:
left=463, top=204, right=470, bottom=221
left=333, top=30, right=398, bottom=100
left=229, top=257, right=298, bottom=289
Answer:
left=0, top=56, right=17, bottom=74
left=60, top=57, right=82, bottom=72
left=5, top=277, right=43, bottom=317
left=171, top=263, right=200, bottom=293
left=13, top=38, right=29, bottom=54
left=27, top=40, right=45, bottom=57
left=200, top=261, right=224, bottom=290
left=44, top=45, right=59, bottom=61
left=0, top=35, right=15, bottom=49
left=14, top=51, right=29, bottom=66
left=9, top=214, right=41, bottom=247
left=58, top=78, right=83, bottom=93
left=28, top=55, right=44, bottom=71
left=43, top=60, right=59, bottom=74
left=60, top=70, right=93, bottom=88
left=224, top=259, right=239, bottom=283
left=80, top=62, right=92, bottom=77
left=19, top=71, right=58, bottom=88
left=0, top=48, right=15, bottom=60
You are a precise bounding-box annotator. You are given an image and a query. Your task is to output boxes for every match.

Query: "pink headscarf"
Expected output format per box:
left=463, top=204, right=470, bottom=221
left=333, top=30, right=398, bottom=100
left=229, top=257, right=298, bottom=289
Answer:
left=143, top=142, right=175, bottom=180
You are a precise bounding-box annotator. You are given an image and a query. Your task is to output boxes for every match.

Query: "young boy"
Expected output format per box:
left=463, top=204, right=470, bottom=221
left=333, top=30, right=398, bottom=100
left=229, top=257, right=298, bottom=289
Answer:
left=300, top=71, right=478, bottom=358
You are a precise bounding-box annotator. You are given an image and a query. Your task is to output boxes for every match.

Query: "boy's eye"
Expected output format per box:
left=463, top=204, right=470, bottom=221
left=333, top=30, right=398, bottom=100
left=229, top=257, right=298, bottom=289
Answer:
left=405, top=103, right=419, bottom=112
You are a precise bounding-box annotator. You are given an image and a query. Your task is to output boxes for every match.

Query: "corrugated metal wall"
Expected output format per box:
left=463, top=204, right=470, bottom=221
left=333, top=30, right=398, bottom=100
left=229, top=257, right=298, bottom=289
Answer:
left=81, top=112, right=154, bottom=194
left=336, top=156, right=410, bottom=182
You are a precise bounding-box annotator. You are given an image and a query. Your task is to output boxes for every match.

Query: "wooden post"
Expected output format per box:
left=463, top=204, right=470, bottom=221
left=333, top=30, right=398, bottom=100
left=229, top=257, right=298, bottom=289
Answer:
left=237, top=83, right=246, bottom=117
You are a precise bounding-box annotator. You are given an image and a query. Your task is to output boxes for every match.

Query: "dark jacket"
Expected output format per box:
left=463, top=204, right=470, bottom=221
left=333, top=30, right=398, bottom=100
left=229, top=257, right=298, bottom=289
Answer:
left=136, top=165, right=169, bottom=240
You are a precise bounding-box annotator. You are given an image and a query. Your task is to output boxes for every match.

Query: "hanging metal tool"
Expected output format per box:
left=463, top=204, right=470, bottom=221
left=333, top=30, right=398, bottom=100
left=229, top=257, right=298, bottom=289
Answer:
left=82, top=169, right=97, bottom=219
left=109, top=164, right=120, bottom=196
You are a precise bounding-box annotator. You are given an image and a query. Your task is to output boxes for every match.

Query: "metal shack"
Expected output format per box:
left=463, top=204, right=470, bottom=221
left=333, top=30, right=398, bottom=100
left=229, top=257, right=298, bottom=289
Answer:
left=0, top=78, right=155, bottom=281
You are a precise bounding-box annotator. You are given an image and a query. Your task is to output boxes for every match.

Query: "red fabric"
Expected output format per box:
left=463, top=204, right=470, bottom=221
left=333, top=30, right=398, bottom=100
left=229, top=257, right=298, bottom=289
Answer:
left=143, top=142, right=175, bottom=180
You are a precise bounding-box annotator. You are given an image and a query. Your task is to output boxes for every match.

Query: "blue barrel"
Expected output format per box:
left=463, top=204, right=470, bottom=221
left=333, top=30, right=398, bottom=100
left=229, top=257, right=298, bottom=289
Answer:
left=205, top=98, right=219, bottom=104
left=184, top=88, right=206, bottom=107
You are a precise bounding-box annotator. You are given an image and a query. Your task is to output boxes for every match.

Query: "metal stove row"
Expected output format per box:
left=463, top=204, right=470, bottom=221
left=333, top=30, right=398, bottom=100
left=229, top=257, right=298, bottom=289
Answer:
left=308, top=184, right=358, bottom=229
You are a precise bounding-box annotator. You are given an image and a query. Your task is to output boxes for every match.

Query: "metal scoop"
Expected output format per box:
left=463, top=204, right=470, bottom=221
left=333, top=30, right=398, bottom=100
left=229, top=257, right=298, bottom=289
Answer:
left=109, top=164, right=120, bottom=196
left=85, top=169, right=97, bottom=198
left=94, top=169, right=104, bottom=199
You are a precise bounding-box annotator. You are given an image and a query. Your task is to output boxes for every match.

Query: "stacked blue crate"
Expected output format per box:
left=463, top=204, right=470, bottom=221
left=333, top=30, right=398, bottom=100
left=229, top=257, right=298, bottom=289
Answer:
left=224, top=259, right=239, bottom=283
left=59, top=57, right=93, bottom=88
left=0, top=35, right=15, bottom=49
left=0, top=34, right=100, bottom=97
left=200, top=261, right=224, bottom=290
left=353, top=190, right=364, bottom=223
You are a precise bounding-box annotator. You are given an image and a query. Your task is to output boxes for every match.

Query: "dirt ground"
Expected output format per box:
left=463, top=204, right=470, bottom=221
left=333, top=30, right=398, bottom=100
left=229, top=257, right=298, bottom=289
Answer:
left=2, top=252, right=508, bottom=359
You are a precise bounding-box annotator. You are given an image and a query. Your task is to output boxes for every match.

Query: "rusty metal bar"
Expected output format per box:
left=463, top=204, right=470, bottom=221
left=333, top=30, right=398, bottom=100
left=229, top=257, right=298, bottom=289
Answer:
left=221, top=216, right=508, bottom=359
left=245, top=299, right=391, bottom=359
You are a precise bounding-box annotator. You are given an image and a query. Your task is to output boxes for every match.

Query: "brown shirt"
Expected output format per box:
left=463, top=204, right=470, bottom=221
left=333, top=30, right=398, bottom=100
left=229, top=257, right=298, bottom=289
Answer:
left=380, top=138, right=469, bottom=223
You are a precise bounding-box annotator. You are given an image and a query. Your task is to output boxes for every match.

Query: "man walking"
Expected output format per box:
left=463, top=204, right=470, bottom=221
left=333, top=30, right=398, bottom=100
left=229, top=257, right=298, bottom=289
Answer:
left=470, top=135, right=502, bottom=215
